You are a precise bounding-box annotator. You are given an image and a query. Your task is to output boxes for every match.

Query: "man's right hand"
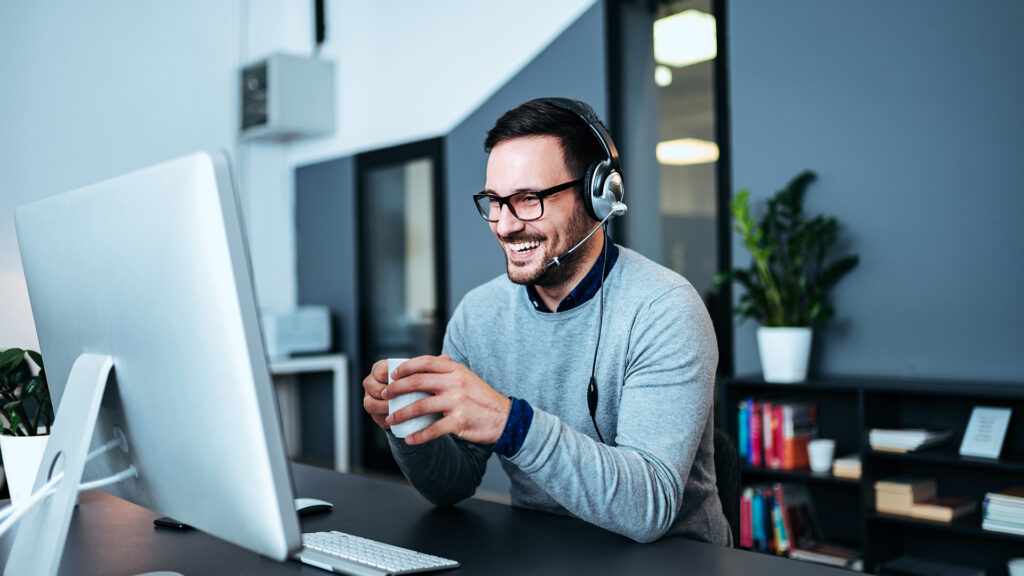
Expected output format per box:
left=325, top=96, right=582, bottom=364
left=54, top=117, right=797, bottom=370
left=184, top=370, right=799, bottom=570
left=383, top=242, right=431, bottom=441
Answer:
left=362, top=359, right=391, bottom=430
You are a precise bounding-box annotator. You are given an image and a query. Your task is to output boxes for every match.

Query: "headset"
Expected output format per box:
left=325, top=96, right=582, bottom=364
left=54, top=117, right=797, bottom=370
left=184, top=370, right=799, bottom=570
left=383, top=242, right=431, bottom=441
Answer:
left=530, top=97, right=628, bottom=443
left=532, top=97, right=626, bottom=223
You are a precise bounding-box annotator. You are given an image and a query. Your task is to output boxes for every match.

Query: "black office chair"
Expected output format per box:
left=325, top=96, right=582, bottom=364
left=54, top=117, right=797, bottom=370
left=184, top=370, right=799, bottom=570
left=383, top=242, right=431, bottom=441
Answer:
left=713, top=428, right=741, bottom=547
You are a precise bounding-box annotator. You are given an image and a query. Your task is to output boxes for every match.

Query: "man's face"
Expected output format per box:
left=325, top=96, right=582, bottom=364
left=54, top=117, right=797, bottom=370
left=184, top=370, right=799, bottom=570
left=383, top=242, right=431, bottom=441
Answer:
left=484, top=135, right=593, bottom=287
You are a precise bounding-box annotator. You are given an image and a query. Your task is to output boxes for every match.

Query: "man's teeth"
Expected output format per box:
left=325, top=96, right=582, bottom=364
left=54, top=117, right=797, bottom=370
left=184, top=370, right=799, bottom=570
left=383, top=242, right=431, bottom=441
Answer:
left=510, top=240, right=540, bottom=253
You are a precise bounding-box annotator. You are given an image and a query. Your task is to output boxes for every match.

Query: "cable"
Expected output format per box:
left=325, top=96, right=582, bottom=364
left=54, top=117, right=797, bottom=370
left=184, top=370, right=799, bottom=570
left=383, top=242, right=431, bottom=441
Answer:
left=79, top=466, right=138, bottom=492
left=588, top=230, right=610, bottom=444
left=0, top=431, right=132, bottom=537
left=0, top=472, right=64, bottom=537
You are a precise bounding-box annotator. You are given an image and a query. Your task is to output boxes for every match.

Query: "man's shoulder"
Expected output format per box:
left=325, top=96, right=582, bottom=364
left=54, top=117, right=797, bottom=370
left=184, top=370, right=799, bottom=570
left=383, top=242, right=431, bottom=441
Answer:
left=614, top=246, right=696, bottom=297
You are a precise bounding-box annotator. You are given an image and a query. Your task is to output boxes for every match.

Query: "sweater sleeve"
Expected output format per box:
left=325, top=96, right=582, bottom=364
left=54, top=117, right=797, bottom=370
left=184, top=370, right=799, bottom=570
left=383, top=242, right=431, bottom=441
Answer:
left=507, top=285, right=718, bottom=543
left=387, top=300, right=492, bottom=506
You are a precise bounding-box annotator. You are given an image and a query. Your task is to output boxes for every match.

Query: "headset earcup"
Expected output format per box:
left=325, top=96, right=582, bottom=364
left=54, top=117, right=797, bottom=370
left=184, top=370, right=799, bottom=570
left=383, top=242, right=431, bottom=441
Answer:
left=582, top=162, right=601, bottom=221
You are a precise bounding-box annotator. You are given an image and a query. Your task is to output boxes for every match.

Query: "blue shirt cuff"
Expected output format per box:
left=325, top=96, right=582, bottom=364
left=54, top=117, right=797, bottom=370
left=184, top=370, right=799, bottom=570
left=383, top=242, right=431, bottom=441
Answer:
left=491, top=397, right=533, bottom=457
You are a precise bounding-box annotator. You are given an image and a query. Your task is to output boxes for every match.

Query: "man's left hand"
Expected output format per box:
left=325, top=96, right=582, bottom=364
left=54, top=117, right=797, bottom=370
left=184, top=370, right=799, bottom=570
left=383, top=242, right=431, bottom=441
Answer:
left=383, top=354, right=511, bottom=446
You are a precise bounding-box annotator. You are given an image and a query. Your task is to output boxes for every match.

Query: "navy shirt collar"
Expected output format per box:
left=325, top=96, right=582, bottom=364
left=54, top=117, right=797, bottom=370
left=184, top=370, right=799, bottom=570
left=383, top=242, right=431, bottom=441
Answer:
left=526, top=236, right=619, bottom=313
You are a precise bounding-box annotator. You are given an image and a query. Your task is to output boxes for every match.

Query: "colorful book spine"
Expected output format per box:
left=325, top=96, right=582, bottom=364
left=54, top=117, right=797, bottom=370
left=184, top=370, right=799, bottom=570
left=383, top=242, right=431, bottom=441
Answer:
left=752, top=489, right=764, bottom=549
left=740, top=487, right=753, bottom=548
left=750, top=402, right=763, bottom=467
left=738, top=399, right=750, bottom=459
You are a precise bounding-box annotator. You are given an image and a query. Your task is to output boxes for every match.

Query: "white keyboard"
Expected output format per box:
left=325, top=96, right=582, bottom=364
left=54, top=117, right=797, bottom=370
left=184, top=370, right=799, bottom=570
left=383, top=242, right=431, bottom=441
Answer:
left=297, top=530, right=460, bottom=576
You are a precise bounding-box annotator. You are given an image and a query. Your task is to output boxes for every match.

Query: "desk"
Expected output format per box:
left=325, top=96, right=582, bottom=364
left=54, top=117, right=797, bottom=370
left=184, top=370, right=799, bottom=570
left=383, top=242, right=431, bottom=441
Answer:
left=56, top=463, right=849, bottom=575
left=270, top=354, right=349, bottom=472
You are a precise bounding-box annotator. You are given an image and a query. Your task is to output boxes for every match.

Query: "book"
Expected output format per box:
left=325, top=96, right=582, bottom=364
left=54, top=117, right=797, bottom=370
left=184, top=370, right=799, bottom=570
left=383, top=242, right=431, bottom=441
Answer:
left=781, top=402, right=818, bottom=470
left=908, top=497, right=977, bottom=523
left=740, top=487, right=753, bottom=548
left=738, top=400, right=750, bottom=459
left=869, top=428, right=951, bottom=452
left=750, top=401, right=763, bottom=467
left=874, top=475, right=938, bottom=498
left=982, top=517, right=1024, bottom=535
left=876, top=490, right=915, bottom=514
left=831, top=453, right=861, bottom=479
left=788, top=542, right=861, bottom=568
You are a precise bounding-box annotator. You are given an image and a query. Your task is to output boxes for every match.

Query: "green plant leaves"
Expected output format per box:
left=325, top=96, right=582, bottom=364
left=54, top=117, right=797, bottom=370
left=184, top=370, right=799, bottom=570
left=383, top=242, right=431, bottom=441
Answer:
left=0, top=348, right=54, bottom=436
left=721, top=170, right=859, bottom=328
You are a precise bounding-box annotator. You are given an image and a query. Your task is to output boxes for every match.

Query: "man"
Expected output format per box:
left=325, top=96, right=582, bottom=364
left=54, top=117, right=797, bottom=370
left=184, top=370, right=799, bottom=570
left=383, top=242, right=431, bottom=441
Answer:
left=361, top=98, right=729, bottom=545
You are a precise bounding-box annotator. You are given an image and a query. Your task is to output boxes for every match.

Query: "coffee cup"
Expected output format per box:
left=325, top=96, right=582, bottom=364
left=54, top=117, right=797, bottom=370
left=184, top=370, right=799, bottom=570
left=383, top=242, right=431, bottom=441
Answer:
left=807, top=438, right=836, bottom=473
left=387, top=358, right=441, bottom=438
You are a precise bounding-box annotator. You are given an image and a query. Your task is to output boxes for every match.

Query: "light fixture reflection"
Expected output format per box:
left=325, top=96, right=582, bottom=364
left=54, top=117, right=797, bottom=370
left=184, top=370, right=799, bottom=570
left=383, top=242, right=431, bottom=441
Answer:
left=654, top=65, right=673, bottom=87
left=656, top=138, right=719, bottom=166
left=654, top=10, right=717, bottom=68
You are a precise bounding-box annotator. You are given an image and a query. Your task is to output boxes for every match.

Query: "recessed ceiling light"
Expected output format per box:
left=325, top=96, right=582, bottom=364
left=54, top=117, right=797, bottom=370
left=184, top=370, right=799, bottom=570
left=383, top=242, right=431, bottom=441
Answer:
left=655, top=65, right=673, bottom=87
left=656, top=138, right=719, bottom=165
left=654, top=10, right=717, bottom=68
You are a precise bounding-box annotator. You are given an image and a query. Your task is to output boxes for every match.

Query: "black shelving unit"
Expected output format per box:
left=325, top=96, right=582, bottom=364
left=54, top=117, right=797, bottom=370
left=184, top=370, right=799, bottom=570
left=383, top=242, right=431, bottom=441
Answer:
left=721, top=375, right=1024, bottom=575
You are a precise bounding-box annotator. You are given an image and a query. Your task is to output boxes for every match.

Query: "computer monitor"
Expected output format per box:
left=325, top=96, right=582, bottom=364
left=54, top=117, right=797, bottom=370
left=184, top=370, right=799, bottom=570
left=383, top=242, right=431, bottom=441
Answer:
left=10, top=151, right=301, bottom=573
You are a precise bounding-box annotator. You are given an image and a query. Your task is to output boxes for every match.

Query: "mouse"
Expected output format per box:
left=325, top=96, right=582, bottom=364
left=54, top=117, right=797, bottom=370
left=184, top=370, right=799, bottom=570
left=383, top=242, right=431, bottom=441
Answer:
left=295, top=497, right=334, bottom=516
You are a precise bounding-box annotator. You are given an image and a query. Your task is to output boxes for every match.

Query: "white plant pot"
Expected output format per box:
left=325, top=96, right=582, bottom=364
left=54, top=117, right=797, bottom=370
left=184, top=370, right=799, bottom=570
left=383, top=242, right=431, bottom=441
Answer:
left=756, top=326, right=813, bottom=383
left=0, top=434, right=49, bottom=506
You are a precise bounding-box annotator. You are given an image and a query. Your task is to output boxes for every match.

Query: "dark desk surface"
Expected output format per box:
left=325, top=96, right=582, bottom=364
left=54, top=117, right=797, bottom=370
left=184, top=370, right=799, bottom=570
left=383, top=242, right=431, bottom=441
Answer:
left=57, top=463, right=849, bottom=575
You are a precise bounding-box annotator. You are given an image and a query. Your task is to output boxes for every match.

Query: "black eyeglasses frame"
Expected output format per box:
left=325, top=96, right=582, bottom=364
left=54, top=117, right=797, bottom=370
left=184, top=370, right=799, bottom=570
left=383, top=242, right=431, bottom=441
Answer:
left=472, top=178, right=582, bottom=222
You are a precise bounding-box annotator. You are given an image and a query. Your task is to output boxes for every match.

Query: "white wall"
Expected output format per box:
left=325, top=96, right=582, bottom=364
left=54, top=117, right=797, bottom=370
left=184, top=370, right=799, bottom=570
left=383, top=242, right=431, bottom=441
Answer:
left=0, top=0, right=596, bottom=351
left=0, top=0, right=243, bottom=350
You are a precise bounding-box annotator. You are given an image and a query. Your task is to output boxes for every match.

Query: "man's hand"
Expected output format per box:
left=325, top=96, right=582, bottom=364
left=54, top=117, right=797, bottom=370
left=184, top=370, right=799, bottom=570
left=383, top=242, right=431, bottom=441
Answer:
left=382, top=354, right=512, bottom=446
left=361, top=359, right=391, bottom=430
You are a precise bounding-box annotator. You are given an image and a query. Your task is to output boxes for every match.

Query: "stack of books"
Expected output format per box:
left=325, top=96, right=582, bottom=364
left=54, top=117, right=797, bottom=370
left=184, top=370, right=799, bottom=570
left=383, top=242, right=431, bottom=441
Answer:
left=982, top=484, right=1024, bottom=536
left=740, top=482, right=862, bottom=570
left=831, top=454, right=861, bottom=479
left=737, top=398, right=819, bottom=470
left=874, top=475, right=976, bottom=522
left=869, top=428, right=951, bottom=452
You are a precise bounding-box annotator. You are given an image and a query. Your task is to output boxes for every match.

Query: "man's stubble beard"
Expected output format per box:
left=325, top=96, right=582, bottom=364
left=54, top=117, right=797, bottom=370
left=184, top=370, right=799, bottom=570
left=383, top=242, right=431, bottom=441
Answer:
left=504, top=206, right=596, bottom=287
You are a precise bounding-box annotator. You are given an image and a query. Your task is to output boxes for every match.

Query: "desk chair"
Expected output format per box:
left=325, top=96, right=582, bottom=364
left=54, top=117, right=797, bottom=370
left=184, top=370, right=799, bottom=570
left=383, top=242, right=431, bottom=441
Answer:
left=713, top=428, right=741, bottom=547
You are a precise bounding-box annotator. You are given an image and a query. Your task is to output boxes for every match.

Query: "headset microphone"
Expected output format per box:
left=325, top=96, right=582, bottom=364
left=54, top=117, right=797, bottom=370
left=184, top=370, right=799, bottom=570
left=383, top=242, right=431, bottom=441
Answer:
left=545, top=202, right=627, bottom=270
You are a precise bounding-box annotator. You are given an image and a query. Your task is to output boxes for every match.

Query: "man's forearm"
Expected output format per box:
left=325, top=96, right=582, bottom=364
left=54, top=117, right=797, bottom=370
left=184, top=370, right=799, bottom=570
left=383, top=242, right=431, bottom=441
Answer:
left=388, top=432, right=489, bottom=506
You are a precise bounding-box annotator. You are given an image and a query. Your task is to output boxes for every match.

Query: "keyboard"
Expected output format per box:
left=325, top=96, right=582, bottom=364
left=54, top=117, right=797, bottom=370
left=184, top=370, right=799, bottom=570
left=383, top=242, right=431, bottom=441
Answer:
left=296, top=530, right=460, bottom=576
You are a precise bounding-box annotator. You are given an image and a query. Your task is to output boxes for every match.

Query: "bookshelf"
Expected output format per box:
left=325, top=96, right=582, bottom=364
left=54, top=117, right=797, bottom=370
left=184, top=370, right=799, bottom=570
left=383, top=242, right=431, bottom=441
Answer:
left=721, top=375, right=1024, bottom=575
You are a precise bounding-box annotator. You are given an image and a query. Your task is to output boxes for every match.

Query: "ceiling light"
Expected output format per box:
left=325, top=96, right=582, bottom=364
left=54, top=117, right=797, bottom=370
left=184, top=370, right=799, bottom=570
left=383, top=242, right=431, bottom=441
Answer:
left=654, top=65, right=673, bottom=87
left=654, top=10, right=717, bottom=68
left=656, top=138, right=719, bottom=165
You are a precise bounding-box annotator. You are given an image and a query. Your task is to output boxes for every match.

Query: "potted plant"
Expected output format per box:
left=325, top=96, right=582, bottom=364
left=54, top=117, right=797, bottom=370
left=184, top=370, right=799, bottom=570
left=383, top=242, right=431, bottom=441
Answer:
left=714, top=170, right=859, bottom=382
left=0, top=347, right=54, bottom=502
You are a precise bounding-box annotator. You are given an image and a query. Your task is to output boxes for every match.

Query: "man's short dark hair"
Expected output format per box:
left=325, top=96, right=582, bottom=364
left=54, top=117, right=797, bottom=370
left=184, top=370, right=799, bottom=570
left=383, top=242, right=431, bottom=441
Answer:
left=484, top=99, right=607, bottom=181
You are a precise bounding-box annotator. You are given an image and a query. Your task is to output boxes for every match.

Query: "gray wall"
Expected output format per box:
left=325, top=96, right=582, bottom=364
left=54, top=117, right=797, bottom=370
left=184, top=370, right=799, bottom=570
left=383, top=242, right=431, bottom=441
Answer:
left=728, top=1, right=1024, bottom=381
left=295, top=156, right=362, bottom=465
left=444, top=2, right=608, bottom=315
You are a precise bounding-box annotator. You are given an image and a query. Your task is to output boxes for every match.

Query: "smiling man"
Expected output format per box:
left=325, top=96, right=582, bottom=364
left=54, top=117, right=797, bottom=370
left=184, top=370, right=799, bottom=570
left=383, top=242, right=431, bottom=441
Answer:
left=361, top=98, right=730, bottom=545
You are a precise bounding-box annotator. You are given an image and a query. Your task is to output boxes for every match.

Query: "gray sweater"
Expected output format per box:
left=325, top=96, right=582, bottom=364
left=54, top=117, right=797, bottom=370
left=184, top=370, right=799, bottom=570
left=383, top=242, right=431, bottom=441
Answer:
left=388, top=247, right=730, bottom=545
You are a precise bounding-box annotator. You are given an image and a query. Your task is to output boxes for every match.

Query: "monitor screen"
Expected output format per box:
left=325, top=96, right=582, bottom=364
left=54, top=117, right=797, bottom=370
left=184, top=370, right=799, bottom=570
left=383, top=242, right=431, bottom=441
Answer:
left=12, top=151, right=301, bottom=569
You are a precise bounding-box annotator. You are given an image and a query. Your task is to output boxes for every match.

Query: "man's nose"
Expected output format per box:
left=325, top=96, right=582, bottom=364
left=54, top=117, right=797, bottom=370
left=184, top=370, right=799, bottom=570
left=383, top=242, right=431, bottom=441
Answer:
left=494, top=204, right=524, bottom=236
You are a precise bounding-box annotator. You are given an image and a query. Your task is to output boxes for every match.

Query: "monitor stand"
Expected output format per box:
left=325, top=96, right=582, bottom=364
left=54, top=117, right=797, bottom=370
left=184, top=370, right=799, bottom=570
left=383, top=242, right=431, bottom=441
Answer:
left=4, top=353, right=114, bottom=576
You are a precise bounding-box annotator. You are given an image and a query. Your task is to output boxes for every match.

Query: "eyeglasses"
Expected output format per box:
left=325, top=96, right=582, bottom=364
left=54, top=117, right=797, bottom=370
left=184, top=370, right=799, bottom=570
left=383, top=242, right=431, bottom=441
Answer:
left=472, top=179, right=582, bottom=222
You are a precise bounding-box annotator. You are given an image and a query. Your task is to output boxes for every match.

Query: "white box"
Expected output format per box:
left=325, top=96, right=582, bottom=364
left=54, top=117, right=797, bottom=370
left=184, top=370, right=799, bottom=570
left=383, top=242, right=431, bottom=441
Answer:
left=240, top=53, right=335, bottom=141
left=261, top=306, right=332, bottom=358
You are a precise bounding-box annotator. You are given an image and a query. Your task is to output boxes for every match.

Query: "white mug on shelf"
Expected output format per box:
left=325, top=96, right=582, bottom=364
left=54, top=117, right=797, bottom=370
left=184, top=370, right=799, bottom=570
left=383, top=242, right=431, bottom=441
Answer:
left=807, top=438, right=836, bottom=473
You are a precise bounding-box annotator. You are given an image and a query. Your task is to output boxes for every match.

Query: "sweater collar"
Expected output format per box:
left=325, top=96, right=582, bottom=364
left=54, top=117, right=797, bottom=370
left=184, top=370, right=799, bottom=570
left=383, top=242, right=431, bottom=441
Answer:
left=526, top=237, right=619, bottom=313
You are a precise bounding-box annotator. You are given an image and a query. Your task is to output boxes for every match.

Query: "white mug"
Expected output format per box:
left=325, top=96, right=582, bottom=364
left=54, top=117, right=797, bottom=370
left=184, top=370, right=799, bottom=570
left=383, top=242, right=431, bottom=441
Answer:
left=387, top=358, right=441, bottom=438
left=807, top=438, right=836, bottom=473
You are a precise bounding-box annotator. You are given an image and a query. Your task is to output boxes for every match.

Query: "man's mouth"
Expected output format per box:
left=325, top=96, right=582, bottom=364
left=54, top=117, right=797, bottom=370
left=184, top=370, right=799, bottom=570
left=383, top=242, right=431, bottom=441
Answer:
left=505, top=240, right=542, bottom=260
